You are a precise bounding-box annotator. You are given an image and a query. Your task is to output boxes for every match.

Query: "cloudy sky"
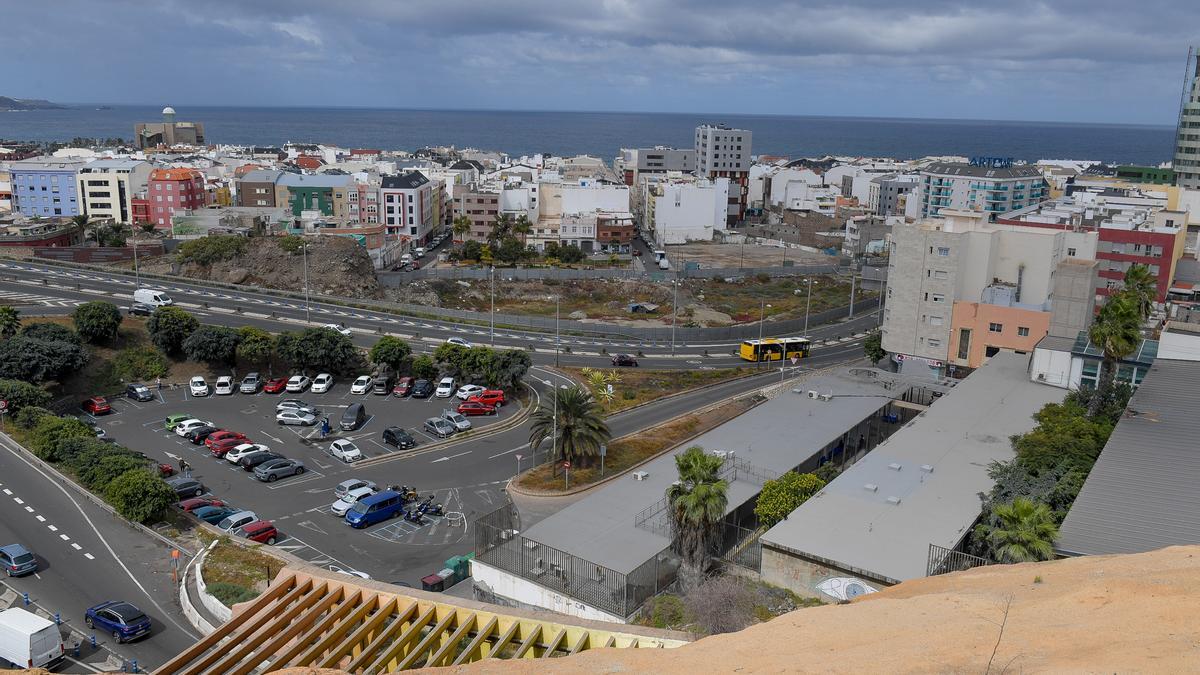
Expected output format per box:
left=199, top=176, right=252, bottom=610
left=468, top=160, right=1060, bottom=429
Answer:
left=6, top=0, right=1195, bottom=124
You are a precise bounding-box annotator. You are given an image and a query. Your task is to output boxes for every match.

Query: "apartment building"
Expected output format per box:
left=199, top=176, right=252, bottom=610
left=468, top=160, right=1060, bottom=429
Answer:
left=235, top=169, right=284, bottom=208
left=1173, top=47, right=1200, bottom=189
left=645, top=176, right=730, bottom=247
left=9, top=156, right=88, bottom=218
left=868, top=174, right=919, bottom=216
left=915, top=162, right=1048, bottom=219
left=277, top=173, right=354, bottom=220
left=615, top=147, right=695, bottom=186
left=148, top=168, right=207, bottom=229
left=380, top=172, right=434, bottom=243
left=458, top=189, right=500, bottom=243
left=76, top=159, right=152, bottom=224
left=695, top=124, right=752, bottom=225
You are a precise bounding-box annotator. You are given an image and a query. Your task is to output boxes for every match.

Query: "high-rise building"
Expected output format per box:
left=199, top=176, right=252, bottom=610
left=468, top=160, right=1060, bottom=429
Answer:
left=915, top=162, right=1047, bottom=219
left=695, top=124, right=752, bottom=225
left=9, top=156, right=88, bottom=218
left=1173, top=46, right=1200, bottom=189
left=76, top=159, right=151, bottom=224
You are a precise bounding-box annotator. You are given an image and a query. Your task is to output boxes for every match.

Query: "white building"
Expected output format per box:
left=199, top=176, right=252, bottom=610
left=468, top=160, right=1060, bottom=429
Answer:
left=380, top=172, right=434, bottom=243
left=915, top=162, right=1049, bottom=219
left=767, top=168, right=823, bottom=208
left=648, top=177, right=729, bottom=246
left=76, top=159, right=153, bottom=224
left=561, top=179, right=629, bottom=215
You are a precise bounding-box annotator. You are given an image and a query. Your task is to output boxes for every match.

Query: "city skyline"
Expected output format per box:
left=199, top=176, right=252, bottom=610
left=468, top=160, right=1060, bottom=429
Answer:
left=4, top=0, right=1197, bottom=126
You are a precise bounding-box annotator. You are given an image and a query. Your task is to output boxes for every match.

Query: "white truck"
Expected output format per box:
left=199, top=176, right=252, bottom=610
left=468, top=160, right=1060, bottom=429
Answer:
left=0, top=608, right=63, bottom=670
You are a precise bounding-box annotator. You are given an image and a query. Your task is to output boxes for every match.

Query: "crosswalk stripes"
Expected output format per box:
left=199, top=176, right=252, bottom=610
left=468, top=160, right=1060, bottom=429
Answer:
left=0, top=289, right=85, bottom=307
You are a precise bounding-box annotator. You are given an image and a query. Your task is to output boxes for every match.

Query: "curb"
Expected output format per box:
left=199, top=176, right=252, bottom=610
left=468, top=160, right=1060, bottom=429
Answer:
left=595, top=367, right=765, bottom=420
left=179, top=551, right=217, bottom=635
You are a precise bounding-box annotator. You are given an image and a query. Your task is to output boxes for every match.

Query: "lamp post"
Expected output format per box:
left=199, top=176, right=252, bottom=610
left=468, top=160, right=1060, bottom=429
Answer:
left=848, top=263, right=857, bottom=319
left=302, top=241, right=311, bottom=324
left=670, top=277, right=679, bottom=356
left=541, top=379, right=558, bottom=467
left=803, top=276, right=813, bottom=338
left=133, top=238, right=140, bottom=289
left=554, top=295, right=561, bottom=367
left=489, top=265, right=495, bottom=347
left=758, top=300, right=771, bottom=367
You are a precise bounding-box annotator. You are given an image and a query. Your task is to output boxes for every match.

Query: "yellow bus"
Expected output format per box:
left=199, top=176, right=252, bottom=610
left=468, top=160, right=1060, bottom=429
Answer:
left=739, top=337, right=812, bottom=362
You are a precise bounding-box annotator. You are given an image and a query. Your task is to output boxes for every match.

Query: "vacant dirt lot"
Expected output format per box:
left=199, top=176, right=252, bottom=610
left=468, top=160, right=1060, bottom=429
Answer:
left=665, top=241, right=832, bottom=269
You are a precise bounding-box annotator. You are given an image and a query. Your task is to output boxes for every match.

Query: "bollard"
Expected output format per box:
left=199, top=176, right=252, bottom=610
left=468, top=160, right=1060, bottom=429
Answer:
left=54, top=612, right=60, bottom=625
left=73, top=642, right=80, bottom=658
left=131, top=659, right=139, bottom=673
left=90, top=634, right=96, bottom=649
left=22, top=592, right=29, bottom=606
left=122, top=660, right=128, bottom=673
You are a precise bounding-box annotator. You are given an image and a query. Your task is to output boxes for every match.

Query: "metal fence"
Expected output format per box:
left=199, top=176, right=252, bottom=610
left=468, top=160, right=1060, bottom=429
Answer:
left=380, top=263, right=840, bottom=284
left=926, top=543, right=993, bottom=577
left=720, top=522, right=764, bottom=572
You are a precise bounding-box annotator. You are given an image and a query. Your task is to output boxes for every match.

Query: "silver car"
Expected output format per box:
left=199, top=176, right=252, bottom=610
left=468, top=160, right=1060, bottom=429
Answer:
left=330, top=486, right=375, bottom=517
left=424, top=417, right=456, bottom=438
left=254, top=458, right=305, bottom=482
left=440, top=410, right=471, bottom=432
left=276, top=410, right=317, bottom=426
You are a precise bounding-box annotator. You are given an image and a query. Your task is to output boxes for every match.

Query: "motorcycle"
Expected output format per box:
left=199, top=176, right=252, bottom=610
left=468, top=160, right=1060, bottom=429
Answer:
left=404, top=509, right=424, bottom=525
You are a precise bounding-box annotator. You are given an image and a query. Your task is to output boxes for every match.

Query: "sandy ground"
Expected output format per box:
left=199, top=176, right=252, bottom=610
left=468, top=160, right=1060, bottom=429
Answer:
left=668, top=242, right=832, bottom=269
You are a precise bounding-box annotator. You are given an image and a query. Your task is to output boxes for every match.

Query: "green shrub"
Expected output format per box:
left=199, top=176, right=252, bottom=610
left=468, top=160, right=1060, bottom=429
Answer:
left=112, top=345, right=170, bottom=381
left=30, top=416, right=95, bottom=461
left=207, top=582, right=258, bottom=607
left=80, top=453, right=148, bottom=492
left=755, top=273, right=771, bottom=283
left=755, top=472, right=826, bottom=528
left=622, top=390, right=637, bottom=400
left=13, top=406, right=54, bottom=430
left=103, top=469, right=176, bottom=523
left=176, top=235, right=248, bottom=266
left=72, top=301, right=123, bottom=344
left=278, top=235, right=305, bottom=255
left=643, top=594, right=688, bottom=629
left=0, top=380, right=52, bottom=416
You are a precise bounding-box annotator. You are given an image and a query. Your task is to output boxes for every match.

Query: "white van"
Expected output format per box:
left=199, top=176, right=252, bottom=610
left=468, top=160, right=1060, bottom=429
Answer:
left=133, top=288, right=173, bottom=306
left=0, top=608, right=63, bottom=670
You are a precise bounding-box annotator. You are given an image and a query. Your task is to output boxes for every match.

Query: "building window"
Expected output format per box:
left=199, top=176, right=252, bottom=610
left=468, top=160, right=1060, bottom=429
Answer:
left=933, top=270, right=948, bottom=280
left=1067, top=247, right=1076, bottom=256
left=989, top=322, right=1003, bottom=333
left=932, top=293, right=944, bottom=302
left=936, top=246, right=950, bottom=256
left=928, top=338, right=942, bottom=348
left=958, top=328, right=971, bottom=360
left=1017, top=327, right=1030, bottom=337
left=929, top=316, right=944, bottom=326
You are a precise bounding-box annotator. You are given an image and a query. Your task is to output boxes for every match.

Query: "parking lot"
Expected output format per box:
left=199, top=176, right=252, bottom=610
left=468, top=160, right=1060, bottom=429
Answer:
left=85, top=377, right=520, bottom=583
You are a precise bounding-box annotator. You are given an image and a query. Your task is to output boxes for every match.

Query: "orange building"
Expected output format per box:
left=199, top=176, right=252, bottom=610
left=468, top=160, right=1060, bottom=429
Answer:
left=948, top=301, right=1051, bottom=369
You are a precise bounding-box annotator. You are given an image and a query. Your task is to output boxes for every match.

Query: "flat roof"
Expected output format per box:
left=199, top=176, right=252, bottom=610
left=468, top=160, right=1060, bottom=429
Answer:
left=277, top=173, right=352, bottom=188
left=1057, top=359, right=1200, bottom=556
left=761, top=352, right=1063, bottom=583
left=520, top=372, right=895, bottom=574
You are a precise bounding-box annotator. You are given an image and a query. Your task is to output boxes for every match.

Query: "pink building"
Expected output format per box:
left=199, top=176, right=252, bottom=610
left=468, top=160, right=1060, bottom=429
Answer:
left=148, top=168, right=206, bottom=229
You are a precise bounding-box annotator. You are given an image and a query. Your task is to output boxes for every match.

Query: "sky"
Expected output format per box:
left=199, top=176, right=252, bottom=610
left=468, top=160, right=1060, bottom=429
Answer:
left=5, top=0, right=1196, bottom=124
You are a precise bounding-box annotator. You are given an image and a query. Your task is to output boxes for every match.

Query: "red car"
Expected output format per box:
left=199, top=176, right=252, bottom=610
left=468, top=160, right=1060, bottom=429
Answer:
left=236, top=520, right=278, bottom=545
left=205, top=430, right=247, bottom=449
left=81, top=397, right=112, bottom=415
left=157, top=463, right=176, bottom=478
left=209, top=437, right=248, bottom=457
left=456, top=401, right=497, bottom=416
left=392, top=377, right=414, bottom=397
left=468, top=389, right=506, bottom=407
left=262, top=377, right=288, bottom=394
left=178, top=497, right=226, bottom=513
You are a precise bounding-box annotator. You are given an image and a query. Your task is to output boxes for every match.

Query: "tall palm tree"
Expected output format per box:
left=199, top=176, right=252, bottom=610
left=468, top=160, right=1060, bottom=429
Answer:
left=452, top=215, right=472, bottom=243
left=1122, top=264, right=1157, bottom=320
left=0, top=305, right=20, bottom=339
left=69, top=214, right=89, bottom=245
left=1087, top=292, right=1141, bottom=417
left=987, top=497, right=1058, bottom=563
left=513, top=215, right=532, bottom=244
left=667, top=446, right=729, bottom=588
left=527, top=386, right=610, bottom=468
left=490, top=213, right=514, bottom=245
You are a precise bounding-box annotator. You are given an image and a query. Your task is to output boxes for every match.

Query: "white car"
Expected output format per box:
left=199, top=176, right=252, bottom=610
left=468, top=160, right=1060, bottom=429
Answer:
left=286, top=375, right=311, bottom=393
left=455, top=384, right=485, bottom=400
left=445, top=337, right=472, bottom=348
left=189, top=376, right=210, bottom=397
left=323, top=323, right=352, bottom=337
left=334, top=478, right=377, bottom=499
left=330, top=486, right=375, bottom=517
left=414, top=247, right=426, bottom=258
left=217, top=510, right=258, bottom=532
left=174, top=419, right=212, bottom=437
left=311, top=373, right=334, bottom=393
left=350, top=375, right=373, bottom=395
left=226, top=443, right=269, bottom=464
left=328, top=564, right=370, bottom=579
left=276, top=410, right=317, bottom=426
left=329, top=439, right=363, bottom=463
left=276, top=399, right=316, bottom=415
left=214, top=376, right=234, bottom=395
left=441, top=410, right=471, bottom=432
left=435, top=377, right=456, bottom=398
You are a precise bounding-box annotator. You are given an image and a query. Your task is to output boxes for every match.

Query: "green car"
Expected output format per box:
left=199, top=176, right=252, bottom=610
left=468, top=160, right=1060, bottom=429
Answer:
left=165, top=413, right=191, bottom=431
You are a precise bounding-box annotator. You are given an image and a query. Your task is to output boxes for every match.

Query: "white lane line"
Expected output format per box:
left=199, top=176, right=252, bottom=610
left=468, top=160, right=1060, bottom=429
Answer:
left=24, top=506, right=33, bottom=513
left=487, top=444, right=529, bottom=460
left=71, top=543, right=82, bottom=550
left=13, top=498, right=23, bottom=504
left=59, top=534, right=70, bottom=541
left=1, top=489, right=9, bottom=495
left=35, top=515, right=45, bottom=522
left=47, top=525, right=58, bottom=532
left=84, top=553, right=95, bottom=560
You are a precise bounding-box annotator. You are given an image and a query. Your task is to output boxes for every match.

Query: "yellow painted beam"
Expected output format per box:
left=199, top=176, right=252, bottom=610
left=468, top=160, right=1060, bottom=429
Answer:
left=266, top=588, right=362, bottom=671
left=396, top=607, right=458, bottom=671
left=316, top=596, right=399, bottom=669
left=428, top=612, right=477, bottom=668
left=452, top=615, right=499, bottom=666
left=344, top=600, right=419, bottom=672
left=512, top=624, right=543, bottom=659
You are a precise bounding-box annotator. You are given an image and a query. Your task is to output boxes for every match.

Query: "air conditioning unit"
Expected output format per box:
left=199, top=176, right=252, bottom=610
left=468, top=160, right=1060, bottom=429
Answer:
left=886, top=496, right=902, bottom=505
left=888, top=462, right=903, bottom=471
left=807, top=390, right=820, bottom=399
left=863, top=483, right=879, bottom=492
left=920, top=464, right=934, bottom=473
left=818, top=393, right=833, bottom=401
left=633, top=471, right=650, bottom=481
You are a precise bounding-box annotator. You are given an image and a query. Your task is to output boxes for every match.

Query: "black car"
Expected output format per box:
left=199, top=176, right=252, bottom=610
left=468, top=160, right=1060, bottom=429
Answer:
left=184, top=425, right=219, bottom=444
left=240, top=451, right=284, bottom=471
left=165, top=477, right=204, bottom=498
left=125, top=383, right=155, bottom=402
left=411, top=379, right=434, bottom=398
left=382, top=426, right=416, bottom=449
left=611, top=353, right=639, bottom=367
left=128, top=302, right=154, bottom=317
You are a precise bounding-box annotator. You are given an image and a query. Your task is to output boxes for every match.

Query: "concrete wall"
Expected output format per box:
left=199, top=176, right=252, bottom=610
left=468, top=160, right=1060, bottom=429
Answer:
left=471, top=560, right=627, bottom=624
left=653, top=179, right=729, bottom=246
left=1049, top=260, right=1098, bottom=338
left=562, top=184, right=629, bottom=216
left=882, top=224, right=959, bottom=361
left=760, top=544, right=882, bottom=601
left=1030, top=346, right=1076, bottom=389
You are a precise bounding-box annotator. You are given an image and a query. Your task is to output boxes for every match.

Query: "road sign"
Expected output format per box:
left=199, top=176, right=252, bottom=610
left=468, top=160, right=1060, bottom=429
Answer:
left=563, top=460, right=571, bottom=469
left=0, top=400, right=7, bottom=413
left=599, top=444, right=607, bottom=457
left=515, top=454, right=523, bottom=461
left=790, top=356, right=799, bottom=366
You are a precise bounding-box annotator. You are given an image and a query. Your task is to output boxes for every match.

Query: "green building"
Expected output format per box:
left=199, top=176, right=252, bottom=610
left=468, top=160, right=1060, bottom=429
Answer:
left=1115, top=165, right=1175, bottom=185
left=278, top=173, right=353, bottom=218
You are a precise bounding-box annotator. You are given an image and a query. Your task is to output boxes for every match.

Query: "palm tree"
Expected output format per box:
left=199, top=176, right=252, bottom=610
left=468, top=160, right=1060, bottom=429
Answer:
left=987, top=498, right=1058, bottom=563
left=513, top=215, right=532, bottom=244
left=490, top=213, right=514, bottom=246
left=1122, top=264, right=1157, bottom=321
left=1087, top=292, right=1141, bottom=417
left=527, top=386, right=610, bottom=468
left=452, top=215, right=472, bottom=243
left=69, top=214, right=89, bottom=245
left=0, top=305, right=20, bottom=339
left=667, top=446, right=729, bottom=588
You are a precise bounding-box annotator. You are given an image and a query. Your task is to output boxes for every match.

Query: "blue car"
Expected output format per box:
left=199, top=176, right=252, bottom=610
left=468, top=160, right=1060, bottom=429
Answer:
left=85, top=601, right=151, bottom=643
left=193, top=505, right=238, bottom=525
left=345, top=490, right=404, bottom=528
left=0, top=543, right=37, bottom=577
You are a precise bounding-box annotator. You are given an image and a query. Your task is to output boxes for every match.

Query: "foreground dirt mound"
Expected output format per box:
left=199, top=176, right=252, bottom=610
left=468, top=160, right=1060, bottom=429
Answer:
left=438, top=546, right=1200, bottom=674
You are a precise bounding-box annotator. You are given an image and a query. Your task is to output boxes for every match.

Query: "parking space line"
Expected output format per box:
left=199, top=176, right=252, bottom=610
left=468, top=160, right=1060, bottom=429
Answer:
left=13, top=497, right=22, bottom=504
left=262, top=470, right=326, bottom=490
left=47, top=525, right=57, bottom=532
left=84, top=553, right=94, bottom=560
left=35, top=515, right=44, bottom=522
left=23, top=506, right=33, bottom=513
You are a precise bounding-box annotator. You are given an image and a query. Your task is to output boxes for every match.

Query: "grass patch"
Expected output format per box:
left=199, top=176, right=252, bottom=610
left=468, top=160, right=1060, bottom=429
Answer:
left=635, top=575, right=823, bottom=635
left=562, top=367, right=750, bottom=414
left=687, top=276, right=875, bottom=324
left=515, top=395, right=757, bottom=493
left=199, top=535, right=284, bottom=605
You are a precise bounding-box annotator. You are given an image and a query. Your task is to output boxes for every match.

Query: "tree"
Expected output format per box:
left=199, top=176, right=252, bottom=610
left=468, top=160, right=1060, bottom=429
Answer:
left=274, top=327, right=361, bottom=374
left=1011, top=400, right=1112, bottom=474
left=80, top=453, right=147, bottom=492
left=452, top=215, right=472, bottom=241
left=72, top=301, right=123, bottom=344
left=20, top=322, right=81, bottom=345
left=139, top=222, right=157, bottom=235
left=461, top=239, right=483, bottom=262
left=0, top=334, right=89, bottom=383
left=0, top=379, right=52, bottom=414
left=1122, top=264, right=1157, bottom=320
left=489, top=213, right=514, bottom=245
left=411, top=354, right=437, bottom=380
left=987, top=498, right=1058, bottom=563
left=488, top=348, right=531, bottom=390
left=495, top=236, right=529, bottom=265
left=236, top=326, right=275, bottom=372
left=528, top=386, right=611, bottom=468
left=13, top=406, right=54, bottom=430
left=111, top=346, right=169, bottom=381
left=29, top=416, right=95, bottom=462
left=542, top=241, right=561, bottom=259
left=104, top=470, right=177, bottom=523
left=147, top=306, right=199, bottom=356
left=69, top=214, right=89, bottom=241
left=0, top=305, right=19, bottom=339
left=667, top=446, right=729, bottom=588
left=369, top=336, right=412, bottom=374
left=512, top=215, right=532, bottom=243
left=863, top=331, right=886, bottom=364
left=183, top=325, right=242, bottom=366
left=754, top=472, right=826, bottom=528
left=559, top=244, right=585, bottom=264
left=1086, top=292, right=1140, bottom=417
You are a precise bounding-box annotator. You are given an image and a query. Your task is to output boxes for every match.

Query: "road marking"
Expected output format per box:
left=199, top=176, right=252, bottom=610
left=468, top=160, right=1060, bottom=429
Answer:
left=431, top=451, right=471, bottom=463
left=35, top=515, right=44, bottom=522
left=48, top=525, right=57, bottom=532
left=71, top=543, right=82, bottom=550
left=1, top=489, right=10, bottom=495
left=84, top=553, right=94, bottom=560
left=13, top=497, right=23, bottom=504
left=59, top=534, right=70, bottom=541
left=24, top=506, right=33, bottom=513
left=488, top=444, right=529, bottom=459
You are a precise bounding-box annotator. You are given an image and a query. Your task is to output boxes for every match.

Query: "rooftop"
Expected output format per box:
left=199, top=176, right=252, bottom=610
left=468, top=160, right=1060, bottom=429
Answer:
left=238, top=169, right=285, bottom=183
left=277, top=173, right=353, bottom=189
left=150, top=167, right=202, bottom=181
left=1057, top=359, right=1200, bottom=556
left=381, top=172, right=430, bottom=190
left=923, top=162, right=1044, bottom=179
left=9, top=156, right=90, bottom=170
left=761, top=352, right=1063, bottom=583
left=78, top=159, right=147, bottom=171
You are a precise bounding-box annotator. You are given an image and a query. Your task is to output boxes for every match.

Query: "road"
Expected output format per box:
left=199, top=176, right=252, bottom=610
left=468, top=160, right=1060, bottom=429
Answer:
left=0, top=434, right=200, bottom=671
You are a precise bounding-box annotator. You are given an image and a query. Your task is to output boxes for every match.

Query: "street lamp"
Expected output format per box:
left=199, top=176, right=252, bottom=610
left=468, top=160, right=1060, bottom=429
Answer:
left=301, top=241, right=311, bottom=324
left=133, top=238, right=140, bottom=289
left=803, top=276, right=813, bottom=338
left=554, top=295, right=561, bottom=367
left=758, top=300, right=771, bottom=367
left=490, top=265, right=496, bottom=347
left=540, top=378, right=558, bottom=466
left=670, top=277, right=680, bottom=356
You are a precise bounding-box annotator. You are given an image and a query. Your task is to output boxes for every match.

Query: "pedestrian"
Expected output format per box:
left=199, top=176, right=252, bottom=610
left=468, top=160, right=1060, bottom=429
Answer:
left=183, top=460, right=191, bottom=478
left=156, top=376, right=162, bottom=391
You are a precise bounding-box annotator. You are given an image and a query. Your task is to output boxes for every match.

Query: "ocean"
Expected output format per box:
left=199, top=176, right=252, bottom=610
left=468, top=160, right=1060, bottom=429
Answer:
left=0, top=105, right=1176, bottom=165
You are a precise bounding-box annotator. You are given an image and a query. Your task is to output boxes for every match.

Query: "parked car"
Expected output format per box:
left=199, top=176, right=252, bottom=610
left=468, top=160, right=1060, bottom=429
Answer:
left=232, top=520, right=278, bottom=545
left=322, top=323, right=352, bottom=337
left=81, top=397, right=112, bottom=415
left=239, top=451, right=284, bottom=471
left=165, top=477, right=205, bottom=498
left=286, top=375, right=311, bottom=393
left=263, top=377, right=288, bottom=394
left=330, top=486, right=375, bottom=517
left=340, top=403, right=367, bottom=431
left=455, top=384, right=485, bottom=401
left=164, top=413, right=191, bottom=431
left=445, top=337, right=472, bottom=348
left=334, top=478, right=377, bottom=499
left=392, top=377, right=414, bottom=397
left=350, top=375, right=372, bottom=395
left=344, top=490, right=405, bottom=528
left=329, top=439, right=363, bottom=463
left=468, top=389, right=506, bottom=407
left=208, top=437, right=248, bottom=457
left=276, top=410, right=317, bottom=426
left=85, top=601, right=151, bottom=644
left=381, top=426, right=416, bottom=449
left=239, top=373, right=261, bottom=394
left=435, top=377, right=456, bottom=398
left=441, top=409, right=472, bottom=431
left=177, top=497, right=225, bottom=513
left=193, top=505, right=237, bottom=524
left=275, top=399, right=316, bottom=415
left=81, top=418, right=110, bottom=442
left=216, top=510, right=258, bottom=532
left=611, top=353, right=639, bottom=367
left=189, top=376, right=210, bottom=397
left=125, top=383, right=154, bottom=402
left=372, top=376, right=391, bottom=395
left=183, top=424, right=219, bottom=444
left=311, top=373, right=334, bottom=393
left=213, top=376, right=234, bottom=395
left=411, top=379, right=434, bottom=399
left=424, top=417, right=456, bottom=438
left=128, top=302, right=154, bottom=317
left=254, top=458, right=306, bottom=482
left=226, top=443, right=269, bottom=464
left=0, top=543, right=37, bottom=577
left=205, top=430, right=247, bottom=449
left=174, top=419, right=213, bottom=438
left=456, top=401, right=496, bottom=417
left=133, top=288, right=172, bottom=306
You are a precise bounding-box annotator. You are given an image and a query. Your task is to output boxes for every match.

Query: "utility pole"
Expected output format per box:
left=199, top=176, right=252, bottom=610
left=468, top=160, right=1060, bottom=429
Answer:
left=490, top=266, right=495, bottom=346
left=554, top=295, right=561, bottom=368
left=758, top=299, right=766, bottom=368
left=133, top=239, right=140, bottom=289
left=803, top=277, right=813, bottom=338
left=671, top=277, right=679, bottom=356
left=302, top=241, right=311, bottom=324
left=848, top=266, right=857, bottom=318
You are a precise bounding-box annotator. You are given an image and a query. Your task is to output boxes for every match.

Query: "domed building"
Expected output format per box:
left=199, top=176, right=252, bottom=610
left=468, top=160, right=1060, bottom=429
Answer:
left=133, top=105, right=205, bottom=149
